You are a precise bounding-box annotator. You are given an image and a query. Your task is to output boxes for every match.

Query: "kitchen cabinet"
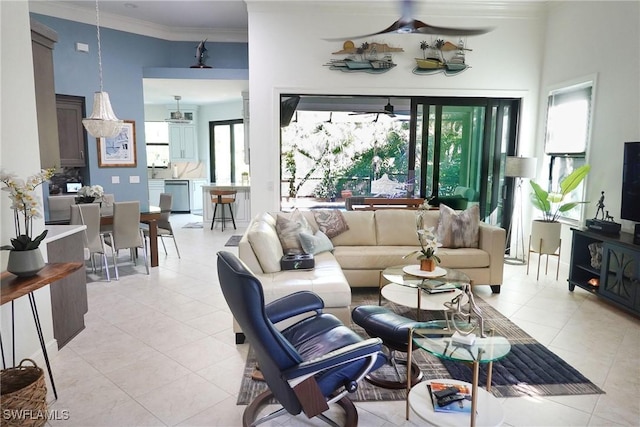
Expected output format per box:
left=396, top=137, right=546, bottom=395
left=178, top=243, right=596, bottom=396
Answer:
left=45, top=226, right=88, bottom=349
left=190, top=179, right=207, bottom=213
left=169, top=124, right=197, bottom=162
left=242, top=91, right=250, bottom=165
left=31, top=18, right=60, bottom=169
left=148, top=179, right=165, bottom=207
left=56, top=94, right=87, bottom=167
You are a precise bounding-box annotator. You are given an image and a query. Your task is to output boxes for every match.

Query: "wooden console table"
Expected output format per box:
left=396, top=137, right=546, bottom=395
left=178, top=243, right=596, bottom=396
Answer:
left=1, top=262, right=83, bottom=399
left=345, top=197, right=425, bottom=211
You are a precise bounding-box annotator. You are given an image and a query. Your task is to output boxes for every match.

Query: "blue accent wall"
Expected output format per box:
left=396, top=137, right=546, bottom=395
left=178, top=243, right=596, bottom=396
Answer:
left=31, top=13, right=248, bottom=209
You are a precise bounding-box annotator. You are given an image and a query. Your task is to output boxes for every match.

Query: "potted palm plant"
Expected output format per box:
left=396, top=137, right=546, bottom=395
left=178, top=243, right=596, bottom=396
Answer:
left=529, top=164, right=591, bottom=254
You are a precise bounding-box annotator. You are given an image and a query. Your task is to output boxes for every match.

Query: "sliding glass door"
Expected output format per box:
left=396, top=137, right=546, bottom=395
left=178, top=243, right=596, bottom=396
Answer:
left=412, top=98, right=520, bottom=227
left=209, top=119, right=247, bottom=184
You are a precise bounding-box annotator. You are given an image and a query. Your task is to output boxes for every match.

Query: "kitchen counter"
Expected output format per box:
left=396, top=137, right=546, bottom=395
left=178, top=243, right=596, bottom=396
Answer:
left=202, top=184, right=251, bottom=227
left=202, top=183, right=251, bottom=189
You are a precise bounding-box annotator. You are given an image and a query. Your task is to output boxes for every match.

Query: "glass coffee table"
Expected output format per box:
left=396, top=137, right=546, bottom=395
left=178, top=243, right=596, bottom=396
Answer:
left=406, top=330, right=511, bottom=427
left=379, top=265, right=470, bottom=320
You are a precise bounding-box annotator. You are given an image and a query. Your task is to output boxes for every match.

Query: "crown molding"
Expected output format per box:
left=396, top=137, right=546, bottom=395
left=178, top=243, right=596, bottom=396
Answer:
left=246, top=0, right=547, bottom=20
left=29, top=1, right=248, bottom=42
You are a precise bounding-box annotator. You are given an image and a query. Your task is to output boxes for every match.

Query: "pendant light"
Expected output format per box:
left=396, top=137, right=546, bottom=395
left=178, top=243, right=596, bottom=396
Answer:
left=82, top=0, right=123, bottom=138
left=165, top=96, right=192, bottom=124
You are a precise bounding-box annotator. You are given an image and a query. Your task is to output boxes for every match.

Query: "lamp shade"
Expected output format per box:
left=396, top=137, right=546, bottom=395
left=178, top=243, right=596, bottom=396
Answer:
left=82, top=91, right=123, bottom=138
left=505, top=156, right=537, bottom=178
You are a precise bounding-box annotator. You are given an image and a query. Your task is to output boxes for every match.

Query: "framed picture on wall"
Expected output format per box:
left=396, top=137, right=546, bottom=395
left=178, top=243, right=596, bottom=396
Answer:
left=98, top=120, right=137, bottom=167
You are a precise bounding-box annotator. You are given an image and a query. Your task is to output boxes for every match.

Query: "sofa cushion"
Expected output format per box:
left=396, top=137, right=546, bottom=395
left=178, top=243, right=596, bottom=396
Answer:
left=330, top=211, right=377, bottom=246
left=247, top=219, right=284, bottom=273
left=256, top=252, right=351, bottom=307
left=375, top=210, right=420, bottom=246
left=313, top=210, right=349, bottom=238
left=299, top=230, right=334, bottom=255
left=437, top=204, right=479, bottom=248
left=275, top=209, right=313, bottom=254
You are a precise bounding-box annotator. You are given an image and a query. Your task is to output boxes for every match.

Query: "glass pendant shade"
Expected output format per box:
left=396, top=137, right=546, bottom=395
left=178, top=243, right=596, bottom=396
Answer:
left=82, top=91, right=123, bottom=138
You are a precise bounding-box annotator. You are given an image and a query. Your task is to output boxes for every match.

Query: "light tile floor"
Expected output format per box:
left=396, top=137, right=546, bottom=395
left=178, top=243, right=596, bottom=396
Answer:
left=42, top=214, right=639, bottom=426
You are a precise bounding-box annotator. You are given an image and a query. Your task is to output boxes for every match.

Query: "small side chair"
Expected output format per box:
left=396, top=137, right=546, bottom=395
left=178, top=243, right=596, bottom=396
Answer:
left=142, top=193, right=180, bottom=258
left=104, top=201, right=149, bottom=280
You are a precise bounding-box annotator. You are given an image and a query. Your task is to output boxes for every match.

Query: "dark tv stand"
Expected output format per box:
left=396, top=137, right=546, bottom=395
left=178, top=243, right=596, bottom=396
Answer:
left=569, top=228, right=640, bottom=316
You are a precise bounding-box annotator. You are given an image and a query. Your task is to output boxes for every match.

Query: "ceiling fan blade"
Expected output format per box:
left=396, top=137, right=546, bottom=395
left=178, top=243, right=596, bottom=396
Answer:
left=325, top=19, right=491, bottom=40
left=413, top=20, right=494, bottom=36
left=324, top=19, right=407, bottom=41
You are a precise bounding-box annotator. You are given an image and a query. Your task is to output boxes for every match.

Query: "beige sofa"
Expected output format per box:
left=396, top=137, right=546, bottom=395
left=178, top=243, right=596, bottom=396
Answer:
left=236, top=209, right=506, bottom=342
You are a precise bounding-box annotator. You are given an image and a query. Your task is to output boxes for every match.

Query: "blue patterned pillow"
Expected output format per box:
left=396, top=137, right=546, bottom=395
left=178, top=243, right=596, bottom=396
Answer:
left=299, top=230, right=334, bottom=255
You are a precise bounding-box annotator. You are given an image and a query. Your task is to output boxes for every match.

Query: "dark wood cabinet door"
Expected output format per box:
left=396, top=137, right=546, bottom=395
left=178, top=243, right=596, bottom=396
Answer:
left=56, top=94, right=87, bottom=167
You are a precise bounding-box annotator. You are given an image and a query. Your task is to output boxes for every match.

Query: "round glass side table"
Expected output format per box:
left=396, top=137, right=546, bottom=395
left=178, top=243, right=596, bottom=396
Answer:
left=379, top=265, right=470, bottom=319
left=406, top=331, right=511, bottom=426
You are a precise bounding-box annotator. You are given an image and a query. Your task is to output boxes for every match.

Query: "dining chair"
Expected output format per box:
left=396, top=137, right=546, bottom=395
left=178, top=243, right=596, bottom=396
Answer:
left=104, top=201, right=149, bottom=280
left=142, top=193, right=180, bottom=258
left=70, top=203, right=111, bottom=281
left=210, top=189, right=237, bottom=231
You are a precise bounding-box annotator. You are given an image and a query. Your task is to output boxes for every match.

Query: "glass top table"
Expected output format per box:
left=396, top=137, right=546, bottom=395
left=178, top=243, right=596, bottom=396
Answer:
left=406, top=328, right=511, bottom=427
left=379, top=265, right=471, bottom=317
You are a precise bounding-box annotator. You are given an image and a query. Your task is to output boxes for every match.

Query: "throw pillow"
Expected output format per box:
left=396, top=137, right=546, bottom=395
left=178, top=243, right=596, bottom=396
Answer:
left=275, top=209, right=313, bottom=254
left=437, top=204, right=479, bottom=248
left=299, top=230, right=334, bottom=255
left=247, top=220, right=283, bottom=273
left=313, top=210, right=349, bottom=239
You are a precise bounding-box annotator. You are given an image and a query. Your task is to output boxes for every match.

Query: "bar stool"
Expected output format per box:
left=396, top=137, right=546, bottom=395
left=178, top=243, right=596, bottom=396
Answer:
left=210, top=189, right=237, bottom=231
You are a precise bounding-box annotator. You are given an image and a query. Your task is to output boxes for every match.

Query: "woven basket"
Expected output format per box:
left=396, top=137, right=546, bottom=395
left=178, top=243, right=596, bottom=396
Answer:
left=1, top=359, right=48, bottom=427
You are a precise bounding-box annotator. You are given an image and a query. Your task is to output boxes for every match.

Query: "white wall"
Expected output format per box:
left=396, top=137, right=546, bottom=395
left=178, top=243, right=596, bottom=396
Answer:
left=537, top=1, right=640, bottom=261
left=1, top=0, right=56, bottom=362
left=245, top=0, right=547, bottom=214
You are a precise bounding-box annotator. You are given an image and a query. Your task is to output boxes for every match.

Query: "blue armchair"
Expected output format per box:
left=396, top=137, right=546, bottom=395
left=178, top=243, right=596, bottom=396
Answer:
left=217, top=251, right=387, bottom=426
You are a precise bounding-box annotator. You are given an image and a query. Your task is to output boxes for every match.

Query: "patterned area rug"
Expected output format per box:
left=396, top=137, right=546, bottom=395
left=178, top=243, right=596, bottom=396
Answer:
left=182, top=222, right=203, bottom=229
left=224, top=235, right=243, bottom=247
left=236, top=289, right=604, bottom=404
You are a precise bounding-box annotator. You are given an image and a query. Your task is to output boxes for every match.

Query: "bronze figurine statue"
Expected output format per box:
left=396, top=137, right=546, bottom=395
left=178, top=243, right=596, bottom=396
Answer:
left=191, top=39, right=212, bottom=68
left=594, top=191, right=605, bottom=220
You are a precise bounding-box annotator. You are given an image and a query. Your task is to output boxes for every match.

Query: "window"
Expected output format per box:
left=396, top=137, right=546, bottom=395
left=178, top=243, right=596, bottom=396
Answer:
left=145, top=122, right=170, bottom=167
left=543, top=77, right=595, bottom=221
left=544, top=81, right=593, bottom=154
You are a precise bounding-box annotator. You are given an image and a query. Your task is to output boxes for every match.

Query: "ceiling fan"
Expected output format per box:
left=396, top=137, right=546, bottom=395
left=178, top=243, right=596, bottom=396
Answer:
left=350, top=98, right=396, bottom=118
left=326, top=0, right=493, bottom=41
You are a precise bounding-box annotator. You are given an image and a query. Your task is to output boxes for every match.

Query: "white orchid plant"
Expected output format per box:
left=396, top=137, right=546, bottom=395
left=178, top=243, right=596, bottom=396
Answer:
left=1, top=168, right=55, bottom=251
left=403, top=208, right=441, bottom=263
left=78, top=185, right=104, bottom=200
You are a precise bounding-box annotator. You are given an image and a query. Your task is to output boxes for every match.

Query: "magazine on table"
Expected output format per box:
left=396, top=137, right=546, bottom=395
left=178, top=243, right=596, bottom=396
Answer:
left=427, top=381, right=473, bottom=414
left=419, top=279, right=459, bottom=293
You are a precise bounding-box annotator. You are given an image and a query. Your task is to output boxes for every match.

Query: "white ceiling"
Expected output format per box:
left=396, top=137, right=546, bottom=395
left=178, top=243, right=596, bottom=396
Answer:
left=143, top=79, right=248, bottom=106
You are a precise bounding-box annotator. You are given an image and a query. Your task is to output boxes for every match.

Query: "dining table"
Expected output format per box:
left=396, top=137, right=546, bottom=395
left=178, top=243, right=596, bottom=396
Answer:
left=98, top=206, right=162, bottom=267
left=46, top=204, right=163, bottom=268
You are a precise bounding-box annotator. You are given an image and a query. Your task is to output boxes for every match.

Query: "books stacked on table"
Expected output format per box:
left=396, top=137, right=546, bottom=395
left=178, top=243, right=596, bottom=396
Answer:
left=419, top=279, right=459, bottom=294
left=427, top=381, right=472, bottom=414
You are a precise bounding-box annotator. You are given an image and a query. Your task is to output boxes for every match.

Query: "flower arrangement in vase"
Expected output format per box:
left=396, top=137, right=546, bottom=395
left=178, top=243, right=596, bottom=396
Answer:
left=76, top=185, right=104, bottom=204
left=403, top=207, right=441, bottom=271
left=1, top=168, right=55, bottom=276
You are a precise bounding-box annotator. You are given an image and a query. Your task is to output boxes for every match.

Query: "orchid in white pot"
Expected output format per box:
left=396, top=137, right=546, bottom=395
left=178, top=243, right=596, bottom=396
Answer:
left=1, top=168, right=55, bottom=251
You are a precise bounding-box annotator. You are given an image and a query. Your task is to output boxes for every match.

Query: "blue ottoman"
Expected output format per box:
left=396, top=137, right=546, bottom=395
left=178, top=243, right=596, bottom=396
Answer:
left=352, top=305, right=423, bottom=389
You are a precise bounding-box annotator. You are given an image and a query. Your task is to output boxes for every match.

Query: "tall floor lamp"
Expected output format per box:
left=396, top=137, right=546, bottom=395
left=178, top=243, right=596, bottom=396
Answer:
left=504, top=156, right=538, bottom=265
